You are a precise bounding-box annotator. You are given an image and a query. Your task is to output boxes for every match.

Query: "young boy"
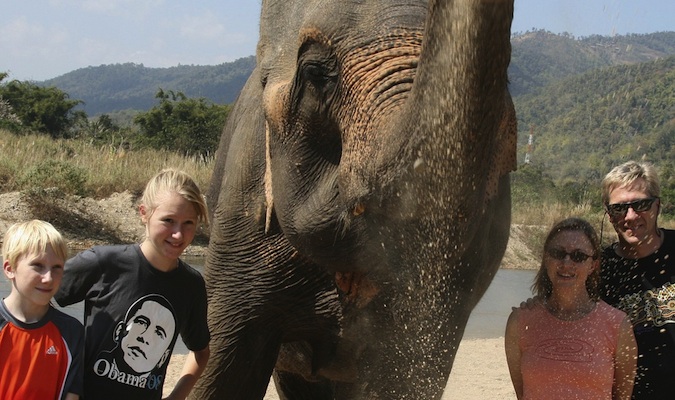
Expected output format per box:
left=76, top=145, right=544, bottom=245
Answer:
left=1, top=220, right=84, bottom=400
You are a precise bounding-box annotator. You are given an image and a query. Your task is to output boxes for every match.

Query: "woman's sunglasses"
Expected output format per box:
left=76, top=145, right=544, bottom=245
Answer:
left=605, top=197, right=658, bottom=219
left=546, top=248, right=594, bottom=263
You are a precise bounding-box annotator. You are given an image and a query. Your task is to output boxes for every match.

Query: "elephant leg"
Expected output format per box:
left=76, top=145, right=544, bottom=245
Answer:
left=198, top=318, right=282, bottom=400
left=273, top=370, right=334, bottom=400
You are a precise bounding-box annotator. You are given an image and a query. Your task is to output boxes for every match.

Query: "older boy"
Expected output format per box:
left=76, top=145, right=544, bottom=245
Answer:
left=0, top=220, right=84, bottom=400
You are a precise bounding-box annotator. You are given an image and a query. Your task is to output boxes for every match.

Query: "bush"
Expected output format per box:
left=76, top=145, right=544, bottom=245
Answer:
left=19, top=160, right=88, bottom=196
left=133, top=89, right=229, bottom=157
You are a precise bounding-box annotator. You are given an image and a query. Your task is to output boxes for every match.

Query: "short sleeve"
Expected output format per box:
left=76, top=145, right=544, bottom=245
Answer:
left=55, top=248, right=103, bottom=307
left=51, top=308, right=85, bottom=399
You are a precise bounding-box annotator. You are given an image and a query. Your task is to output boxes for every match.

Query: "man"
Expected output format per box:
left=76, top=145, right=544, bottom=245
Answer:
left=599, top=160, right=674, bottom=399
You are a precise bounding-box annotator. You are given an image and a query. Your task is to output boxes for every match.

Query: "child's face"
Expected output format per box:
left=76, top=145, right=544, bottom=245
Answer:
left=140, top=190, right=198, bottom=267
left=3, top=245, right=64, bottom=308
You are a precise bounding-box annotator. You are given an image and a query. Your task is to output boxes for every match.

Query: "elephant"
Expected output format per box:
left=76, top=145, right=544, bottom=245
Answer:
left=193, top=0, right=516, bottom=398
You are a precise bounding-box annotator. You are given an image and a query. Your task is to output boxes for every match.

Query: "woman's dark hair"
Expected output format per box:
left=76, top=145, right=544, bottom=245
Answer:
left=532, top=217, right=601, bottom=300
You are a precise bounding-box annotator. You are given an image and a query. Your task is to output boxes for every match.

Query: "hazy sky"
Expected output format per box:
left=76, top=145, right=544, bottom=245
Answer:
left=2, top=0, right=674, bottom=81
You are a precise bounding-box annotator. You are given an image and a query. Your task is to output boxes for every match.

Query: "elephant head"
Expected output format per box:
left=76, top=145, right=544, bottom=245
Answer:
left=196, top=0, right=515, bottom=399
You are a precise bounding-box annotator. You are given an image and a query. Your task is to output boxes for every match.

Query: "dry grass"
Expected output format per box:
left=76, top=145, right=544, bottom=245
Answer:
left=512, top=199, right=675, bottom=253
left=0, top=128, right=213, bottom=197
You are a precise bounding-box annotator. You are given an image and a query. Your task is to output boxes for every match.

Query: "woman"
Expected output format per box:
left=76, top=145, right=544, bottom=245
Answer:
left=505, top=217, right=636, bottom=400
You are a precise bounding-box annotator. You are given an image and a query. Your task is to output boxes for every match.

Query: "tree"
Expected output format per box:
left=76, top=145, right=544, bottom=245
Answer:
left=0, top=73, right=22, bottom=129
left=0, top=74, right=84, bottom=138
left=133, top=89, right=229, bottom=157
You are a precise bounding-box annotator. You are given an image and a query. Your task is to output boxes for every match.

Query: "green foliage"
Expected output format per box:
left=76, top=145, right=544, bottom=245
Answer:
left=0, top=73, right=22, bottom=130
left=0, top=76, right=84, bottom=138
left=133, top=89, right=230, bottom=157
left=19, top=159, right=88, bottom=196
left=510, top=165, right=556, bottom=205
left=511, top=164, right=601, bottom=211
left=72, top=113, right=133, bottom=150
left=514, top=55, right=675, bottom=216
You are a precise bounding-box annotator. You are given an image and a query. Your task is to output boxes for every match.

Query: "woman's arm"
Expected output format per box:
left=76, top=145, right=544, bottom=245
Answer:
left=613, top=315, right=637, bottom=400
left=163, top=346, right=210, bottom=400
left=504, top=309, right=524, bottom=399
left=64, top=393, right=79, bottom=400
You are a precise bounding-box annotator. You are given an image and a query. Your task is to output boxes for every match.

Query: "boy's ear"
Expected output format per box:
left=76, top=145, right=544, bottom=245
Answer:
left=3, top=260, right=14, bottom=279
left=139, top=204, right=148, bottom=224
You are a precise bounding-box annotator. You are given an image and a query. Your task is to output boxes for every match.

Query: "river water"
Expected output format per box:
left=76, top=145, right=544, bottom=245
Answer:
left=0, top=259, right=536, bottom=353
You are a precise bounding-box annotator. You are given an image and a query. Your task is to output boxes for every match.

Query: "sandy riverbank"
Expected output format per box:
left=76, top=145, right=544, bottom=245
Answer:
left=163, top=337, right=515, bottom=399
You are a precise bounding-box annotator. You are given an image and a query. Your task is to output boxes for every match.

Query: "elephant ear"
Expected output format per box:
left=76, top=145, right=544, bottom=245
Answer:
left=264, top=120, right=274, bottom=234
left=485, top=93, right=517, bottom=205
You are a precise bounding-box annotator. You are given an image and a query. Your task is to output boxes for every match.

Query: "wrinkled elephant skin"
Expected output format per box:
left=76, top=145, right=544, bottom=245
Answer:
left=194, top=0, right=516, bottom=399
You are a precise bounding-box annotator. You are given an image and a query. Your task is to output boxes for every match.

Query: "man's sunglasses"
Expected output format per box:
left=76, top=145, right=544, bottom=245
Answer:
left=605, top=197, right=658, bottom=219
left=546, top=248, right=595, bottom=263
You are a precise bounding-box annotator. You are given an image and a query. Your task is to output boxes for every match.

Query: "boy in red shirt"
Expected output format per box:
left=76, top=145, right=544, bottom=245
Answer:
left=0, top=220, right=84, bottom=400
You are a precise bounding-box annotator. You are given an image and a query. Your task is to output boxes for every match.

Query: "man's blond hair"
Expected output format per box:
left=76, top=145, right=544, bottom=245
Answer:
left=601, top=160, right=660, bottom=205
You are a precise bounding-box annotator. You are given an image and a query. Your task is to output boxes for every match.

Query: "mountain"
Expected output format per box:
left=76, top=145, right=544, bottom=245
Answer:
left=39, top=31, right=675, bottom=116
left=509, top=30, right=675, bottom=96
left=40, top=56, right=255, bottom=116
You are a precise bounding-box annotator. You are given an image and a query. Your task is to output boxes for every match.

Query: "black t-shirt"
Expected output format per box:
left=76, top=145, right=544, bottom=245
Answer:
left=599, top=229, right=675, bottom=399
left=55, top=244, right=210, bottom=400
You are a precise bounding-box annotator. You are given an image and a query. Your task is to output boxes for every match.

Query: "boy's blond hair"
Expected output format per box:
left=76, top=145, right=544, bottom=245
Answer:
left=2, top=220, right=68, bottom=269
left=141, top=168, right=209, bottom=226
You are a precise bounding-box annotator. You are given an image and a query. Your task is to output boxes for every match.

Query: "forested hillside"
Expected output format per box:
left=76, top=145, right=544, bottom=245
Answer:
left=509, top=30, right=675, bottom=95
left=514, top=54, right=675, bottom=185
left=40, top=56, right=255, bottom=116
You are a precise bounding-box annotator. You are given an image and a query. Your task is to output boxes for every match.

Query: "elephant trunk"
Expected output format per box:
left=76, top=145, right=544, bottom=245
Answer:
left=401, top=0, right=512, bottom=229
left=337, top=1, right=514, bottom=397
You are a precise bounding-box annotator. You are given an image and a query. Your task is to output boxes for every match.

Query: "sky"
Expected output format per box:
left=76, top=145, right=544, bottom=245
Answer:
left=2, top=0, right=674, bottom=82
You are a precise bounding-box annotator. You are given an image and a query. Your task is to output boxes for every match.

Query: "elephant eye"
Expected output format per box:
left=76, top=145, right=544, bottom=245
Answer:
left=302, top=62, right=336, bottom=92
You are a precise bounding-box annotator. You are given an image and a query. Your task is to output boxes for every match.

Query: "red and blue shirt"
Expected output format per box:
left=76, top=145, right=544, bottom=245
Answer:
left=0, top=301, right=84, bottom=400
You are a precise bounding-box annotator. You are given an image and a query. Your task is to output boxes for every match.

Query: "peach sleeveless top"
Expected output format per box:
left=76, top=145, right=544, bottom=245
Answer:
left=518, top=300, right=625, bottom=400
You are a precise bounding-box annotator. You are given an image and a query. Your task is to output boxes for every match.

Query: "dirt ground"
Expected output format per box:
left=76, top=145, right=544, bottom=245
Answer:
left=164, top=337, right=516, bottom=399
left=0, top=190, right=533, bottom=398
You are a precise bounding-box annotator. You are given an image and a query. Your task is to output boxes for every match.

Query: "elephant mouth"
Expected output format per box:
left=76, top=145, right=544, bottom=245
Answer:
left=335, top=271, right=380, bottom=308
